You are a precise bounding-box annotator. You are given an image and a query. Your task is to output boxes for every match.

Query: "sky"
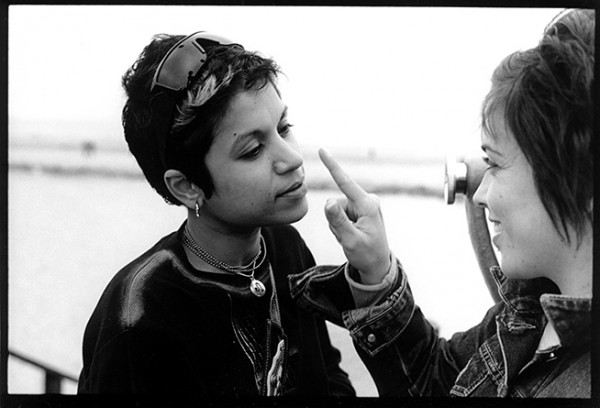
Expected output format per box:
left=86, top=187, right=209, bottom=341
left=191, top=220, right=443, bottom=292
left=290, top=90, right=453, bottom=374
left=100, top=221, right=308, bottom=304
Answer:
left=8, top=5, right=564, bottom=159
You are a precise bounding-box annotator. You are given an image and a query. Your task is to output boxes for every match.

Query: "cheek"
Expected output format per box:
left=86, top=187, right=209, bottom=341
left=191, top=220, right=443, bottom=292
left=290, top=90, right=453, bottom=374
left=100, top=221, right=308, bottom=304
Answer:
left=488, top=177, right=530, bottom=227
left=219, top=176, right=250, bottom=198
left=215, top=170, right=272, bottom=203
left=485, top=186, right=505, bottom=218
left=501, top=198, right=555, bottom=267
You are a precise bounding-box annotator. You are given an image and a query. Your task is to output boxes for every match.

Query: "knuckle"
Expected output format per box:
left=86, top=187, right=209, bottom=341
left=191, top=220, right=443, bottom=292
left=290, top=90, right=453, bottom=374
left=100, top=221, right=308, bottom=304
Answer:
left=344, top=235, right=361, bottom=252
left=367, top=193, right=380, bottom=204
left=364, top=194, right=382, bottom=211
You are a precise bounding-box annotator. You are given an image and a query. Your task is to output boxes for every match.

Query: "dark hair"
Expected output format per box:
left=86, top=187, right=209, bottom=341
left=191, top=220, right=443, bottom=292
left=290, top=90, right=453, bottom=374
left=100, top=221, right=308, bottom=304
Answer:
left=122, top=33, right=281, bottom=205
left=481, top=9, right=594, bottom=245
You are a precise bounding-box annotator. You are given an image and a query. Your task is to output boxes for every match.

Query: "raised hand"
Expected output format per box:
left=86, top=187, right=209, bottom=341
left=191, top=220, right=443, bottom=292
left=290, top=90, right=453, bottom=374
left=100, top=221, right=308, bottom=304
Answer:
left=318, top=148, right=391, bottom=285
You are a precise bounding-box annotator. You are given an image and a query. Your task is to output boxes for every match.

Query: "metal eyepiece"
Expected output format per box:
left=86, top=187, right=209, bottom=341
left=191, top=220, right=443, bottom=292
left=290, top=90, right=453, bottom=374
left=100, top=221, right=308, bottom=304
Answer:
left=444, top=156, right=468, bottom=205
left=444, top=155, right=487, bottom=205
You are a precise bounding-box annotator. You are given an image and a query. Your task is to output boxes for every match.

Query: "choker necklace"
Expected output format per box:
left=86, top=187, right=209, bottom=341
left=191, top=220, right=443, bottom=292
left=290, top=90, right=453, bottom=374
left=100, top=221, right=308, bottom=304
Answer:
left=182, top=225, right=267, bottom=297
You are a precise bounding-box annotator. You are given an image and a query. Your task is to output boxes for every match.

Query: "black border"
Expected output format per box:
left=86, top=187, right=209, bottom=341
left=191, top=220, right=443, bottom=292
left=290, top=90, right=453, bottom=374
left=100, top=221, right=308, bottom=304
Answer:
left=1, top=1, right=598, bottom=408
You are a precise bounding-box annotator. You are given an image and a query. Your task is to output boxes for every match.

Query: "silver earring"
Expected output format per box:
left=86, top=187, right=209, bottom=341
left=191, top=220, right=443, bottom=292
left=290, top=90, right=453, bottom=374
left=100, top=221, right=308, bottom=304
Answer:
left=195, top=201, right=201, bottom=218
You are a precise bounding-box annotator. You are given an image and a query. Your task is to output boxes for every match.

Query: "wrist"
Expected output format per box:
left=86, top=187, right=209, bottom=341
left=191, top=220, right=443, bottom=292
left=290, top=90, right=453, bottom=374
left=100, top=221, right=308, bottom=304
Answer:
left=356, top=252, right=392, bottom=285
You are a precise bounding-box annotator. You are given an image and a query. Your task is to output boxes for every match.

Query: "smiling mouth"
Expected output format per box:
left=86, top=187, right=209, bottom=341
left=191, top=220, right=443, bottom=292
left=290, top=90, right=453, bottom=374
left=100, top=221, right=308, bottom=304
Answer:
left=489, top=220, right=501, bottom=233
left=488, top=218, right=502, bottom=248
left=491, top=234, right=501, bottom=250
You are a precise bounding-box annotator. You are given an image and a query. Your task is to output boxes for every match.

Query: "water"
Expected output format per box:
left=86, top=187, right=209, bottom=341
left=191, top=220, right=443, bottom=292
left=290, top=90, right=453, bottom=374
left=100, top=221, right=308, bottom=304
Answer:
left=7, top=161, right=494, bottom=396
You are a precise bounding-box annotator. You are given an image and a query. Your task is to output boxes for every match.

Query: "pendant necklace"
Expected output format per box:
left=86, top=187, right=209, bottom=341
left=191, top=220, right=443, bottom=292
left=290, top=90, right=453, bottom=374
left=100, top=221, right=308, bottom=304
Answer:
left=182, top=225, right=267, bottom=297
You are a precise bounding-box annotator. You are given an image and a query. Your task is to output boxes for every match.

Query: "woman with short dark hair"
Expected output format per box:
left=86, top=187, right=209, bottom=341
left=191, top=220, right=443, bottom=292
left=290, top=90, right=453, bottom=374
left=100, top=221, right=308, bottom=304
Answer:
left=291, top=9, right=594, bottom=398
left=78, top=31, right=354, bottom=396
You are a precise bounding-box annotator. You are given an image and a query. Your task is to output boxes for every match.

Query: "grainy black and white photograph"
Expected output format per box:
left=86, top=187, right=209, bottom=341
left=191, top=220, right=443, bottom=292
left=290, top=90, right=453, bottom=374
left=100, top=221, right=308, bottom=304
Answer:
left=3, top=3, right=595, bottom=405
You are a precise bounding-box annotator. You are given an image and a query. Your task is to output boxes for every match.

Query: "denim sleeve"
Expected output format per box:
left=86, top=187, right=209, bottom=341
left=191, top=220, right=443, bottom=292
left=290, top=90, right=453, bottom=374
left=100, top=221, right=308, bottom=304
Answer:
left=289, top=259, right=502, bottom=396
left=346, top=256, right=399, bottom=307
left=289, top=264, right=356, bottom=327
left=347, top=262, right=507, bottom=396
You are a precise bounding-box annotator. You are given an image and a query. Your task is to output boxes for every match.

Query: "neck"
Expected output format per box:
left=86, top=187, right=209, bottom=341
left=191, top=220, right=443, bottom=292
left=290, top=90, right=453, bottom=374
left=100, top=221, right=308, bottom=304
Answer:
left=184, top=215, right=262, bottom=271
left=548, top=228, right=593, bottom=297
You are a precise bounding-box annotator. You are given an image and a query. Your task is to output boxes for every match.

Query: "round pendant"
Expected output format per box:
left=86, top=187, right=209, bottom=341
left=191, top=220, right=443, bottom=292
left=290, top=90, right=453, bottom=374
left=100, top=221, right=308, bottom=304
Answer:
left=250, top=278, right=266, bottom=297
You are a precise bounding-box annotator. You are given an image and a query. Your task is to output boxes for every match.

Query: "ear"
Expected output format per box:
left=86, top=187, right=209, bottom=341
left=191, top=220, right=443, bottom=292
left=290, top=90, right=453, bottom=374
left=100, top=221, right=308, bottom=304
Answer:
left=164, top=169, right=206, bottom=209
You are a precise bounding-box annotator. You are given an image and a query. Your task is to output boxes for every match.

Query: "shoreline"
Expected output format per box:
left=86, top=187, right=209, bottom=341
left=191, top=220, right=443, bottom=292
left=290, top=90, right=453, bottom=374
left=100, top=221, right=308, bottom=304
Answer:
left=8, top=145, right=447, bottom=199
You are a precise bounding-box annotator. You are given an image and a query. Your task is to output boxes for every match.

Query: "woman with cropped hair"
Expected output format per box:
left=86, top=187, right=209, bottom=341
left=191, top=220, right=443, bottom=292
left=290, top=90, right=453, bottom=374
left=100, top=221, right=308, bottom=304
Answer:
left=78, top=31, right=354, bottom=396
left=291, top=8, right=594, bottom=398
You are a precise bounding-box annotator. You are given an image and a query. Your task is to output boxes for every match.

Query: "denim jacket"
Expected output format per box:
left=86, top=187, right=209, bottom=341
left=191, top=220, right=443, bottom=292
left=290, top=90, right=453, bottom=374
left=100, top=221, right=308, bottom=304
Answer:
left=289, top=261, right=592, bottom=398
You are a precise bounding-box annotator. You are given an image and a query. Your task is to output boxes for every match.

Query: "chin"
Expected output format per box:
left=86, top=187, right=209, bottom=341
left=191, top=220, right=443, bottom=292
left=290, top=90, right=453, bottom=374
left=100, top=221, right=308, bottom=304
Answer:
left=284, top=199, right=309, bottom=224
left=267, top=198, right=309, bottom=226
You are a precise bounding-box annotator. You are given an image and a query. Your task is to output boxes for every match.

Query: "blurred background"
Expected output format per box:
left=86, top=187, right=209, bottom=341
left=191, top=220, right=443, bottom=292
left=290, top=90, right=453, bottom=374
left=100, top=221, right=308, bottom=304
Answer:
left=7, top=5, right=562, bottom=396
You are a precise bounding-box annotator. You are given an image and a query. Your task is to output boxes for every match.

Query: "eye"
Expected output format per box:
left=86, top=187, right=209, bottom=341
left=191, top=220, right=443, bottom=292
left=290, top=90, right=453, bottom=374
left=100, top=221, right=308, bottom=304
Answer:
left=278, top=123, right=294, bottom=137
left=241, top=144, right=263, bottom=160
left=482, top=156, right=498, bottom=170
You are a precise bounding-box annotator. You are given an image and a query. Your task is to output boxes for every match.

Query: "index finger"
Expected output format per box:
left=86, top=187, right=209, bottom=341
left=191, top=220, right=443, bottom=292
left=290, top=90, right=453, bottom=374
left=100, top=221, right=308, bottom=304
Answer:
left=318, top=148, right=368, bottom=201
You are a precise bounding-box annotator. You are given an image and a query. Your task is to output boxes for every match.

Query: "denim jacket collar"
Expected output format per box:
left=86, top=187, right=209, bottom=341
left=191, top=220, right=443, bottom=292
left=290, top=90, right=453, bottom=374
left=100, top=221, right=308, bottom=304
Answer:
left=491, top=266, right=592, bottom=348
left=451, top=267, right=592, bottom=396
left=539, top=293, right=592, bottom=348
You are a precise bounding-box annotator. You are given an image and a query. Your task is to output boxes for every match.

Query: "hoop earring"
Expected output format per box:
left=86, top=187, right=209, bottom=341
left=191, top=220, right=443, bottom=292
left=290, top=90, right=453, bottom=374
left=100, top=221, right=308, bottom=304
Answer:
left=195, top=201, right=201, bottom=218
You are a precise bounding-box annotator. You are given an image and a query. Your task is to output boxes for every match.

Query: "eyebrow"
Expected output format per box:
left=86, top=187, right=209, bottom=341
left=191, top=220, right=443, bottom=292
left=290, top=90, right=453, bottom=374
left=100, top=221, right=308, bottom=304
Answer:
left=230, top=105, right=289, bottom=148
left=231, top=129, right=257, bottom=146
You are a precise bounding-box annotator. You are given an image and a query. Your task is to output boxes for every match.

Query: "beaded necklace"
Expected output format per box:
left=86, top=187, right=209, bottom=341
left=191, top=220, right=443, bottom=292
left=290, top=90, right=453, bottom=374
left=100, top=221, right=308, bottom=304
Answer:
left=182, top=225, right=267, bottom=297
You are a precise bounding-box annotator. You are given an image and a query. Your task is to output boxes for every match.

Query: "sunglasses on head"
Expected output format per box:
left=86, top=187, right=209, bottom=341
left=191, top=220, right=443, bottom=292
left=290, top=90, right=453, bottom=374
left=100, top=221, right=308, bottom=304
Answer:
left=148, top=31, right=243, bottom=169
left=151, top=31, right=242, bottom=92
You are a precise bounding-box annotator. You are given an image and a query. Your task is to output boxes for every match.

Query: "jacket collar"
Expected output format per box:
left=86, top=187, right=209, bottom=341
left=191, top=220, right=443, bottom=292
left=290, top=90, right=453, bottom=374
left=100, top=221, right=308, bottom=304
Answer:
left=487, top=267, right=591, bottom=395
left=539, top=293, right=592, bottom=348
left=491, top=266, right=559, bottom=316
left=491, top=266, right=591, bottom=348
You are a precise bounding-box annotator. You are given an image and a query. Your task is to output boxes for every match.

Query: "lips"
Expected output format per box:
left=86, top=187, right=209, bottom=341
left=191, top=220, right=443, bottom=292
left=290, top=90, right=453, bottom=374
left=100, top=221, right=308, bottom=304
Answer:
left=491, top=233, right=502, bottom=250
left=277, top=179, right=307, bottom=198
left=489, top=218, right=500, bottom=226
left=488, top=217, right=501, bottom=248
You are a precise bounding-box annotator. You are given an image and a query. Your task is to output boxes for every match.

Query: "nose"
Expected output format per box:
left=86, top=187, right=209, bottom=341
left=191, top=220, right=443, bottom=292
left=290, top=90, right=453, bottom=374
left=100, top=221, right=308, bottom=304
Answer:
left=472, top=171, right=489, bottom=208
left=273, top=137, right=303, bottom=174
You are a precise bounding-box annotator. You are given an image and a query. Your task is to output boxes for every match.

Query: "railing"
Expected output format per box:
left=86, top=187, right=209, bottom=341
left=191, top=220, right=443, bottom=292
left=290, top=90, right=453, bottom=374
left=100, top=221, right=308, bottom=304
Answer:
left=8, top=349, right=78, bottom=393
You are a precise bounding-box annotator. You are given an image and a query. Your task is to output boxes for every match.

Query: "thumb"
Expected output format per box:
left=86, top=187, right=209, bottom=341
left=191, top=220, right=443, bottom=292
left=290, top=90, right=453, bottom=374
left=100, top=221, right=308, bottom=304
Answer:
left=324, top=199, right=355, bottom=237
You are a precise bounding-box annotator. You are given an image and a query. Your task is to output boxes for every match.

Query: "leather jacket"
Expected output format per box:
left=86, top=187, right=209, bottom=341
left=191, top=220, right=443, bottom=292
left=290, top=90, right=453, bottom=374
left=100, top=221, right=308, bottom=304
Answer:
left=78, top=223, right=354, bottom=396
